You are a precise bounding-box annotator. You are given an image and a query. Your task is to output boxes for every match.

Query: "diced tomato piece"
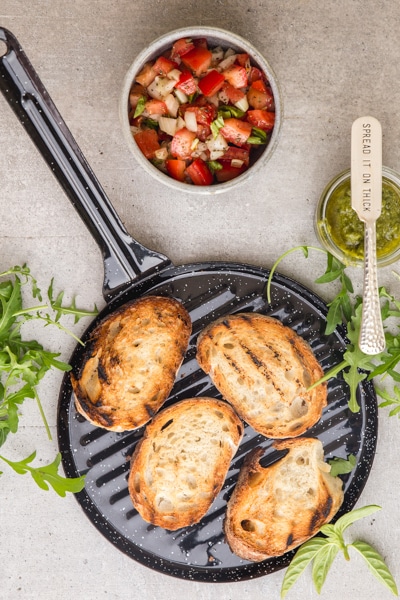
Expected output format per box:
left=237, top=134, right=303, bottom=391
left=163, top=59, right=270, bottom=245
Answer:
left=144, top=99, right=168, bottom=115
left=220, top=118, right=252, bottom=146
left=247, top=84, right=274, bottom=110
left=166, top=159, right=187, bottom=182
left=170, top=128, right=197, bottom=159
left=215, top=160, right=247, bottom=182
left=183, top=104, right=216, bottom=127
left=220, top=81, right=246, bottom=104
left=221, top=146, right=250, bottom=166
left=135, top=62, right=157, bottom=87
left=193, top=37, right=208, bottom=49
left=171, top=38, right=195, bottom=58
left=248, top=66, right=264, bottom=84
left=198, top=69, right=225, bottom=97
left=134, top=129, right=160, bottom=159
left=181, top=46, right=213, bottom=77
left=153, top=56, right=178, bottom=75
left=251, top=79, right=267, bottom=93
left=222, top=64, right=248, bottom=88
left=235, top=53, right=250, bottom=67
left=175, top=71, right=197, bottom=95
left=186, top=158, right=213, bottom=185
left=247, top=109, right=275, bottom=131
left=129, top=83, right=146, bottom=109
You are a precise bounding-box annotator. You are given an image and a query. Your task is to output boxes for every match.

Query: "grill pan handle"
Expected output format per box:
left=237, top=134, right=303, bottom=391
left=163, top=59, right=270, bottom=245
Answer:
left=0, top=27, right=171, bottom=301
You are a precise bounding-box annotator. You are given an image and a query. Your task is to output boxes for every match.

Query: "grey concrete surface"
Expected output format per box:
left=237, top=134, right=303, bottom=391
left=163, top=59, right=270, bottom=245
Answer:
left=1, top=1, right=400, bottom=599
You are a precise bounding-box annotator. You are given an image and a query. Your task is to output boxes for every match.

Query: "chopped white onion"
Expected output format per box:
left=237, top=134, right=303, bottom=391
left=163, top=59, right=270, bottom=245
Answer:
left=224, top=47, right=236, bottom=57
left=190, top=138, right=200, bottom=151
left=165, top=93, right=179, bottom=117
left=231, top=159, right=244, bottom=168
left=234, top=96, right=249, bottom=112
left=219, top=53, right=237, bottom=70
left=209, top=150, right=225, bottom=160
left=159, top=116, right=178, bottom=137
left=192, top=142, right=208, bottom=157
left=174, top=88, right=188, bottom=103
left=208, top=93, right=219, bottom=107
left=211, top=46, right=224, bottom=62
left=147, top=76, right=176, bottom=100
left=167, top=68, right=182, bottom=81
left=206, top=133, right=228, bottom=153
left=176, top=116, right=186, bottom=130
left=154, top=147, right=169, bottom=160
left=184, top=110, right=198, bottom=132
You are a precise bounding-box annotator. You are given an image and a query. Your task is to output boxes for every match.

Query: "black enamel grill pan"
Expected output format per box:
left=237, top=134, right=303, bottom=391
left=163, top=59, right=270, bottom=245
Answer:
left=0, top=27, right=377, bottom=583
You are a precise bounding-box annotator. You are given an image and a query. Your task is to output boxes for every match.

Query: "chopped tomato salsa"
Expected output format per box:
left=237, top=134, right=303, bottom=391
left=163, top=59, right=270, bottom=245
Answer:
left=129, top=37, right=276, bottom=185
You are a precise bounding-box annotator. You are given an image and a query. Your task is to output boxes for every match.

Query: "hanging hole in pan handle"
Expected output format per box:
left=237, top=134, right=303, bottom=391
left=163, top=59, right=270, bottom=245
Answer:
left=0, top=27, right=171, bottom=302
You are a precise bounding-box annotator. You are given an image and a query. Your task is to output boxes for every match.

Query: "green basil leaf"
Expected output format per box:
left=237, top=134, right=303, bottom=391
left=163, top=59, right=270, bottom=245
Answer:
left=280, top=537, right=327, bottom=598
left=311, top=542, right=340, bottom=593
left=211, top=115, right=224, bottom=138
left=328, top=454, right=357, bottom=477
left=334, top=505, right=381, bottom=536
left=350, top=540, right=398, bottom=596
left=133, top=95, right=146, bottom=118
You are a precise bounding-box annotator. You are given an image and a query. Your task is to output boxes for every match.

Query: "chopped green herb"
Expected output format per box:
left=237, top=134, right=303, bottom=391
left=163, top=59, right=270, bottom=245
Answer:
left=133, top=95, right=146, bottom=118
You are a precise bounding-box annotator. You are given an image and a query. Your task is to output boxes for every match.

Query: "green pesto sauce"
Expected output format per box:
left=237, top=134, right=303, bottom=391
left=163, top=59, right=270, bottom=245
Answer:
left=325, top=178, right=400, bottom=260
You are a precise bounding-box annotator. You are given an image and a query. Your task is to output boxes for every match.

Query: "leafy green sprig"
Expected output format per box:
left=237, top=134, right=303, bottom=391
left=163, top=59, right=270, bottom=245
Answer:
left=266, top=246, right=400, bottom=412
left=0, top=265, right=97, bottom=495
left=281, top=505, right=398, bottom=597
left=0, top=451, right=85, bottom=497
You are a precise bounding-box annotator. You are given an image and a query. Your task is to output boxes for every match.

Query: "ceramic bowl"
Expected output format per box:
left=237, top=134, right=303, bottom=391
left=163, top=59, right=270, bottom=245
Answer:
left=119, top=26, right=282, bottom=195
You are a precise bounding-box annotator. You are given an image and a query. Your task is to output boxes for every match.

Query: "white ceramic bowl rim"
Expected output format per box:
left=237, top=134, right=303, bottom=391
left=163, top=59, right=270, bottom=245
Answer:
left=119, top=26, right=282, bottom=195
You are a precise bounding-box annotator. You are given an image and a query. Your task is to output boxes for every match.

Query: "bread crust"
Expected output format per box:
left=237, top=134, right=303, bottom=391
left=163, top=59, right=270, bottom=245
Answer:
left=196, top=313, right=327, bottom=438
left=128, top=397, right=243, bottom=530
left=71, top=295, right=191, bottom=431
left=224, top=438, right=344, bottom=561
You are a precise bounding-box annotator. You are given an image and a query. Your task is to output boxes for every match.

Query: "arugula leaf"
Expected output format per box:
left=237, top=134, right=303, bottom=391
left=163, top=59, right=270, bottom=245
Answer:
left=376, top=386, right=400, bottom=416
left=0, top=451, right=85, bottom=497
left=0, top=265, right=96, bottom=493
left=281, top=505, right=398, bottom=598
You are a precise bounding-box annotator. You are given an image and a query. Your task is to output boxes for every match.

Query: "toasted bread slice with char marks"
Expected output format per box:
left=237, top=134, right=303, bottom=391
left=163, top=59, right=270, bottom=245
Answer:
left=196, top=313, right=327, bottom=438
left=71, top=295, right=191, bottom=431
left=128, top=397, right=244, bottom=530
left=224, top=437, right=344, bottom=561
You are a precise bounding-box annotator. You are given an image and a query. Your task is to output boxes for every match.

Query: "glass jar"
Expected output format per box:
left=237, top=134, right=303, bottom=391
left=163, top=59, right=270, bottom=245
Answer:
left=315, top=166, right=400, bottom=267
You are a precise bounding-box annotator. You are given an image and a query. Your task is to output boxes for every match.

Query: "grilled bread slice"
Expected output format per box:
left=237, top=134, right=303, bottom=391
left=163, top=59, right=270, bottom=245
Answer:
left=196, top=313, right=327, bottom=438
left=128, top=397, right=243, bottom=530
left=224, top=437, right=344, bottom=561
left=71, top=295, right=191, bottom=432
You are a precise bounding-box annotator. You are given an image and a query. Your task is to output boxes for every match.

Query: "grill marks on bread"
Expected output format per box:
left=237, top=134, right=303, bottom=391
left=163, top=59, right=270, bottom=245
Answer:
left=196, top=314, right=327, bottom=438
left=71, top=296, right=191, bottom=432
left=128, top=397, right=243, bottom=530
left=224, top=438, right=344, bottom=561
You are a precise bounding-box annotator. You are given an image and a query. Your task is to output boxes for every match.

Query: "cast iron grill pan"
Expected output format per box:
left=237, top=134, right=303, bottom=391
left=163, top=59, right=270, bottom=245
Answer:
left=0, top=28, right=377, bottom=583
